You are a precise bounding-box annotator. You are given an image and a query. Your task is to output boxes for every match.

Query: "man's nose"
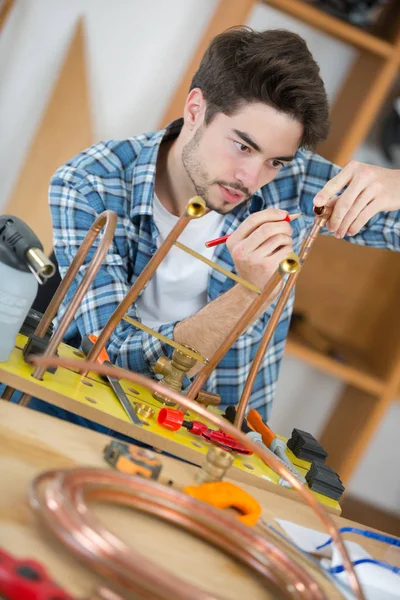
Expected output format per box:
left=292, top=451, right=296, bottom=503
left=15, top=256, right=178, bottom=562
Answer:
left=234, top=161, right=263, bottom=192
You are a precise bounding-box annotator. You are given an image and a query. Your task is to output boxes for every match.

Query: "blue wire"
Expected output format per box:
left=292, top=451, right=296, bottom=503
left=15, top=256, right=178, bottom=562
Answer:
left=330, top=558, right=400, bottom=576
left=316, top=527, right=400, bottom=550
left=261, top=521, right=352, bottom=596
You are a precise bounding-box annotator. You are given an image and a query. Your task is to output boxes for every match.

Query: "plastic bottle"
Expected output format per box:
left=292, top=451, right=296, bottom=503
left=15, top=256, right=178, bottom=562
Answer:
left=0, top=215, right=55, bottom=362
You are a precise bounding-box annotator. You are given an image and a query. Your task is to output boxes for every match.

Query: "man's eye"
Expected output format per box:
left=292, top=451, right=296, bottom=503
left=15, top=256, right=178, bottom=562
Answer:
left=234, top=141, right=251, bottom=153
left=269, top=159, right=285, bottom=169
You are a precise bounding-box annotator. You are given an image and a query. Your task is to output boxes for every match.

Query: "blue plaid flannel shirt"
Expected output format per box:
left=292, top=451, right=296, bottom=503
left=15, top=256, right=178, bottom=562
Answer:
left=49, top=119, right=400, bottom=419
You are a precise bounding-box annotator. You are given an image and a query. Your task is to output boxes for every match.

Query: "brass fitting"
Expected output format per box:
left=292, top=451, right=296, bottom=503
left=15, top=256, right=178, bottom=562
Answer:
left=279, top=251, right=300, bottom=275
left=195, top=445, right=234, bottom=484
left=153, top=345, right=198, bottom=406
left=134, top=402, right=155, bottom=420
left=195, top=390, right=221, bottom=409
left=185, top=196, right=206, bottom=219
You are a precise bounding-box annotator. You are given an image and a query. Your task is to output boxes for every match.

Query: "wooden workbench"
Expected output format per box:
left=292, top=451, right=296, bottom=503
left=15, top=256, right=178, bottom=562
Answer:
left=0, top=338, right=342, bottom=513
left=0, top=401, right=396, bottom=599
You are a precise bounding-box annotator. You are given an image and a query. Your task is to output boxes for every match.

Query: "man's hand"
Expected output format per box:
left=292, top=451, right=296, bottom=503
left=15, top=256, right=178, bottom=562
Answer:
left=226, top=208, right=293, bottom=292
left=314, top=161, right=400, bottom=239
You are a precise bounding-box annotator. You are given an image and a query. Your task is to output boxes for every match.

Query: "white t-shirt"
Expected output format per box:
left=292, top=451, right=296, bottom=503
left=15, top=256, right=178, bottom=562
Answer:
left=136, top=195, right=225, bottom=328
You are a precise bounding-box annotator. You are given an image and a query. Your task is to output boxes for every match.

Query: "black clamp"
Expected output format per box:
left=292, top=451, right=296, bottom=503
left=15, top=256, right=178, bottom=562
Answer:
left=21, top=309, right=57, bottom=374
left=305, top=462, right=345, bottom=501
left=287, top=428, right=328, bottom=464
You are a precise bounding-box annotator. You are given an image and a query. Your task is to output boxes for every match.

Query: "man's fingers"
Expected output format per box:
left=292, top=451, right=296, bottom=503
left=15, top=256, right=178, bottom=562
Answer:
left=235, top=221, right=292, bottom=255
left=326, top=177, right=366, bottom=233
left=335, top=189, right=374, bottom=238
left=313, top=161, right=358, bottom=207
left=251, top=234, right=293, bottom=259
left=346, top=201, right=379, bottom=236
left=227, top=208, right=288, bottom=244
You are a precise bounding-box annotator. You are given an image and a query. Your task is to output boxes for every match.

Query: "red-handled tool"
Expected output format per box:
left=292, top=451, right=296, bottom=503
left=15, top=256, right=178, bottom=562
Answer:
left=0, top=547, right=74, bottom=600
left=157, top=408, right=251, bottom=454
left=81, top=334, right=142, bottom=426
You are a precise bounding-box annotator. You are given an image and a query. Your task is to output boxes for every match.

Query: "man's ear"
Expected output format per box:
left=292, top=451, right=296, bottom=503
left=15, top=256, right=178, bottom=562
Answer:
left=183, top=88, right=206, bottom=129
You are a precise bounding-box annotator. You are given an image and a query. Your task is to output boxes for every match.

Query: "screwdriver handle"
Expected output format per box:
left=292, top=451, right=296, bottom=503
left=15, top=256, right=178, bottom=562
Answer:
left=81, top=333, right=110, bottom=364
left=247, top=409, right=276, bottom=448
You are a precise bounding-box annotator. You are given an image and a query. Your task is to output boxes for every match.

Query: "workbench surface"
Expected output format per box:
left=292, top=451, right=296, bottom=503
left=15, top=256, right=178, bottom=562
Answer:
left=0, top=401, right=395, bottom=599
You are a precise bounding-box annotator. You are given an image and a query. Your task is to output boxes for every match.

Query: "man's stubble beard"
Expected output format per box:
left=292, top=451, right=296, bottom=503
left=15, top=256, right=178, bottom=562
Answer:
left=181, top=126, right=251, bottom=215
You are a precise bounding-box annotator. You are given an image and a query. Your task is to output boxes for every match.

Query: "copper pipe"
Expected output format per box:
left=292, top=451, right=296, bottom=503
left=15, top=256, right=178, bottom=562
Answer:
left=30, top=210, right=118, bottom=383
left=234, top=208, right=331, bottom=430
left=30, top=468, right=324, bottom=600
left=82, top=197, right=207, bottom=376
left=34, top=211, right=117, bottom=339
left=1, top=385, right=15, bottom=401
left=29, top=352, right=364, bottom=600
left=186, top=253, right=300, bottom=402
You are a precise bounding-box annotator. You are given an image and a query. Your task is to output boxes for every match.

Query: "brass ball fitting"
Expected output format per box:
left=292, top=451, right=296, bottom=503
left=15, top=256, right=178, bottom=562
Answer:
left=185, top=196, right=206, bottom=219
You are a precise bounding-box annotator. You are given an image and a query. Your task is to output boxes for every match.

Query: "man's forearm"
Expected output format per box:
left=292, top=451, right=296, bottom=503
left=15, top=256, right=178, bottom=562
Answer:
left=174, top=284, right=271, bottom=375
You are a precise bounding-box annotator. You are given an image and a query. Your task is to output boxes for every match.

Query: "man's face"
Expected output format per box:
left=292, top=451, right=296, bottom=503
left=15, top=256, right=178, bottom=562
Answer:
left=181, top=102, right=303, bottom=214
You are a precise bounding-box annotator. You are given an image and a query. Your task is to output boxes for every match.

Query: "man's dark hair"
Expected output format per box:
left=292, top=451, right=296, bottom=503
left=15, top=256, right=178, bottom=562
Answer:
left=190, top=27, right=330, bottom=150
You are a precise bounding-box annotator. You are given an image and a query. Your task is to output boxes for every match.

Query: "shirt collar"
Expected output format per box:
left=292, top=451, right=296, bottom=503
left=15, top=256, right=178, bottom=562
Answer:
left=130, top=118, right=184, bottom=219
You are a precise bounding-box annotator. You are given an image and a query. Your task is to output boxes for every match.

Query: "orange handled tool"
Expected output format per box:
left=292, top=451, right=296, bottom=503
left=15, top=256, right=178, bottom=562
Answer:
left=247, top=409, right=276, bottom=447
left=247, top=409, right=306, bottom=483
left=184, top=481, right=261, bottom=526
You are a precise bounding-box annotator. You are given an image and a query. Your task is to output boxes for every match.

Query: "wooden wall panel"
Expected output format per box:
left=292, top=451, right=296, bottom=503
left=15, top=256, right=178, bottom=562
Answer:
left=4, top=19, right=93, bottom=253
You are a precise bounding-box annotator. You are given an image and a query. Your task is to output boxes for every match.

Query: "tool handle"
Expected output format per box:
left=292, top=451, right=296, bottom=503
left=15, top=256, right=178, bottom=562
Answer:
left=224, top=405, right=252, bottom=433
left=247, top=409, right=276, bottom=448
left=0, top=547, right=74, bottom=599
left=81, top=333, right=110, bottom=364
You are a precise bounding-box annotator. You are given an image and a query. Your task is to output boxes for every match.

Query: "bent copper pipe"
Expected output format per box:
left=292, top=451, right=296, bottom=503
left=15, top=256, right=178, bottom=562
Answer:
left=82, top=197, right=206, bottom=376
left=31, top=210, right=118, bottom=382
left=29, top=353, right=364, bottom=600
left=234, top=207, right=331, bottom=430
left=187, top=252, right=300, bottom=401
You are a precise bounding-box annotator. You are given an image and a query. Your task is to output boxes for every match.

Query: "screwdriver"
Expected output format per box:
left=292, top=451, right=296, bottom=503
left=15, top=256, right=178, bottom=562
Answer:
left=247, top=409, right=305, bottom=483
left=81, top=333, right=142, bottom=426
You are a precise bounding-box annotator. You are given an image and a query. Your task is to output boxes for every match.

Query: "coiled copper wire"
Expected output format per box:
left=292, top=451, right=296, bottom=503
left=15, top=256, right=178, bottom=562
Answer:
left=30, top=468, right=324, bottom=600
left=30, top=354, right=364, bottom=600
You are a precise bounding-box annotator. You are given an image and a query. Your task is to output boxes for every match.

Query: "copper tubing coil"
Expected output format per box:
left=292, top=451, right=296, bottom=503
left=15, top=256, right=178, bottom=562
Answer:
left=30, top=468, right=325, bottom=600
left=186, top=252, right=300, bottom=402
left=233, top=207, right=331, bottom=430
left=30, top=354, right=364, bottom=600
left=82, top=197, right=206, bottom=376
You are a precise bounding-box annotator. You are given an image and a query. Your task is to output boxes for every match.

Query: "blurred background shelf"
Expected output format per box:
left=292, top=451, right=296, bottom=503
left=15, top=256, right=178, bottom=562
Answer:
left=266, top=0, right=395, bottom=56
left=286, top=337, right=385, bottom=396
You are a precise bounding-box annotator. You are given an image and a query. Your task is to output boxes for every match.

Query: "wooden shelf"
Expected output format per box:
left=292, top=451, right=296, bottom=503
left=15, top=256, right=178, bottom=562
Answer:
left=285, top=337, right=385, bottom=396
left=264, top=0, right=394, bottom=57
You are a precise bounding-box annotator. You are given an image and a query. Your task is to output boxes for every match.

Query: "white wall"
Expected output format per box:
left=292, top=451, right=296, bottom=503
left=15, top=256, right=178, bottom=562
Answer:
left=0, top=0, right=398, bottom=514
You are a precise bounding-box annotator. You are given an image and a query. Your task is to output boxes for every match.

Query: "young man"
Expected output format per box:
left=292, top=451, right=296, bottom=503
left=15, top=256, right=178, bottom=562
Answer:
left=50, top=27, right=400, bottom=421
